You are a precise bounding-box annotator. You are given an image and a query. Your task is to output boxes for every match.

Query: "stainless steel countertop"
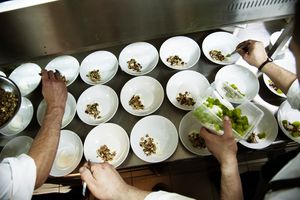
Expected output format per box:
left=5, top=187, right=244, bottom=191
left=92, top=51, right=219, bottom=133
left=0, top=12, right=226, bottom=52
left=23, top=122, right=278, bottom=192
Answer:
left=0, top=20, right=299, bottom=176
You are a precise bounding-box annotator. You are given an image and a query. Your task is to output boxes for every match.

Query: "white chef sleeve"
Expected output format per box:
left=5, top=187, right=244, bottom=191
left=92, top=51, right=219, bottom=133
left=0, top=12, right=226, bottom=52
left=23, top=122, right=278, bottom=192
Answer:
left=287, top=80, right=300, bottom=110
left=0, top=154, right=36, bottom=200
left=145, top=191, right=196, bottom=200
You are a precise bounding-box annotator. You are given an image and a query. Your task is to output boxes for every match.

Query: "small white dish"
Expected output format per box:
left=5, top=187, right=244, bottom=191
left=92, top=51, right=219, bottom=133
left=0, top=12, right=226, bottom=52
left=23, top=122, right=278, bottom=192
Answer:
left=166, top=70, right=210, bottom=110
left=179, top=111, right=211, bottom=156
left=50, top=130, right=83, bottom=177
left=120, top=76, right=164, bottom=116
left=263, top=59, right=296, bottom=98
left=130, top=115, right=178, bottom=163
left=37, top=93, right=76, bottom=129
left=277, top=100, right=300, bottom=143
left=84, top=123, right=130, bottom=168
left=0, top=71, right=6, bottom=77
left=239, top=104, right=278, bottom=149
left=215, top=64, right=259, bottom=104
left=80, top=51, right=118, bottom=85
left=160, top=36, right=201, bottom=70
left=0, top=97, right=34, bottom=136
left=0, top=136, right=33, bottom=162
left=77, top=85, right=119, bottom=125
left=119, top=42, right=159, bottom=76
left=46, top=55, right=80, bottom=86
left=202, top=32, right=241, bottom=65
left=9, top=63, right=41, bottom=96
left=269, top=30, right=292, bottom=56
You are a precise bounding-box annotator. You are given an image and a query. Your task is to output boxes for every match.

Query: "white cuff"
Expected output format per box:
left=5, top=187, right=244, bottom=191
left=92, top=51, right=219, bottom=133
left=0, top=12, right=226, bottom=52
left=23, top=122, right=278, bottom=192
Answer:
left=145, top=191, right=196, bottom=200
left=287, top=80, right=300, bottom=110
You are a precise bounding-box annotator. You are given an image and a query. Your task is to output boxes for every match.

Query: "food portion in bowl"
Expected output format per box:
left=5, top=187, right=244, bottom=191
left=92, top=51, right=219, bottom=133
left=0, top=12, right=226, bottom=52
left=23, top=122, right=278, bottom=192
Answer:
left=0, top=88, right=19, bottom=127
left=129, top=95, right=144, bottom=110
left=139, top=134, right=157, bottom=156
left=246, top=132, right=266, bottom=143
left=166, top=55, right=186, bottom=67
left=209, top=49, right=228, bottom=62
left=85, top=103, right=101, bottom=119
left=282, top=120, right=300, bottom=137
left=268, top=80, right=283, bottom=95
left=96, top=144, right=116, bottom=162
left=176, top=91, right=196, bottom=106
left=188, top=131, right=206, bottom=149
left=127, top=58, right=142, bottom=72
left=86, top=69, right=101, bottom=83
left=222, top=82, right=245, bottom=100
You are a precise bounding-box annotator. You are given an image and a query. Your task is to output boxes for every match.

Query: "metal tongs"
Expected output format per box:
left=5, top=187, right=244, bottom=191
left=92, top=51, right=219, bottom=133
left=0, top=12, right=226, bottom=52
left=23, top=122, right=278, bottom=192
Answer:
left=82, top=160, right=91, bottom=200
left=226, top=43, right=249, bottom=57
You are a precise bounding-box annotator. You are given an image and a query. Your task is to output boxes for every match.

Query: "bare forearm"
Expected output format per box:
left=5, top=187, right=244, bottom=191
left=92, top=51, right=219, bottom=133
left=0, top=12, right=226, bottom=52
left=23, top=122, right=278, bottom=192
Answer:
left=29, top=107, right=64, bottom=188
left=123, top=186, right=150, bottom=200
left=261, top=62, right=297, bottom=94
left=220, top=158, right=243, bottom=200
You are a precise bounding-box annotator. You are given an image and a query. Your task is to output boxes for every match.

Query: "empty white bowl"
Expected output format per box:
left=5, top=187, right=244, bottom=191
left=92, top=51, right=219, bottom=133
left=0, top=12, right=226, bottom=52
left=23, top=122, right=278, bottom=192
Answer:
left=263, top=59, right=296, bottom=98
left=9, top=63, right=41, bottom=96
left=239, top=104, right=278, bottom=149
left=37, top=93, right=77, bottom=129
left=119, top=42, right=159, bottom=76
left=46, top=55, right=80, bottom=86
left=160, top=36, right=201, bottom=70
left=269, top=30, right=292, bottom=56
left=202, top=32, right=241, bottom=65
left=84, top=123, right=130, bottom=167
left=0, top=136, right=33, bottom=162
left=77, top=85, right=119, bottom=125
left=120, top=76, right=164, bottom=116
left=277, top=100, right=300, bottom=143
left=130, top=115, right=178, bottom=163
left=80, top=51, right=118, bottom=85
left=166, top=70, right=210, bottom=110
left=0, top=97, right=34, bottom=136
left=50, top=130, right=83, bottom=177
left=215, top=64, right=259, bottom=104
left=179, top=111, right=211, bottom=156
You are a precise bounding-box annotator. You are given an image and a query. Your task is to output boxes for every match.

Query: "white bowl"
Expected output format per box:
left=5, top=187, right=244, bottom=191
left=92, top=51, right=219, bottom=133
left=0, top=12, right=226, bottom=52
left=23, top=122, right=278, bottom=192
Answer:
left=263, top=59, right=296, bottom=98
left=277, top=100, right=300, bottom=143
left=130, top=115, right=178, bottom=163
left=9, top=63, right=41, bottom=96
left=120, top=76, right=164, bottom=116
left=166, top=70, right=210, bottom=110
left=239, top=104, right=278, bottom=149
left=46, top=55, right=80, bottom=86
left=119, top=42, right=159, bottom=76
left=0, top=97, right=34, bottom=136
left=0, top=71, right=6, bottom=77
left=50, top=130, right=83, bottom=177
left=37, top=93, right=77, bottom=129
left=80, top=51, right=118, bottom=85
left=179, top=111, right=211, bottom=156
left=84, top=123, right=129, bottom=167
left=159, top=36, right=201, bottom=70
left=269, top=30, right=292, bottom=56
left=215, top=64, right=259, bottom=104
left=202, top=32, right=241, bottom=65
left=0, top=136, right=33, bottom=162
left=77, top=85, right=119, bottom=125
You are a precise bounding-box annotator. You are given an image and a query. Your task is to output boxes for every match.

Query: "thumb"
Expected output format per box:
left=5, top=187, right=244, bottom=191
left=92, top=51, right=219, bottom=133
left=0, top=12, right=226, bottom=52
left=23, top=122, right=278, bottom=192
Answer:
left=223, top=116, right=233, bottom=137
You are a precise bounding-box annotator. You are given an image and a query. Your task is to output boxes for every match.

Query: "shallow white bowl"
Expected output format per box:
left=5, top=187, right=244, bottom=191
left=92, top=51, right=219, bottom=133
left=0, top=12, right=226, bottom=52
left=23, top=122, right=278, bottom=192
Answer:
left=215, top=64, right=259, bottom=104
left=46, top=55, right=80, bottom=86
left=50, top=130, right=83, bottom=177
left=263, top=59, right=296, bottom=98
left=166, top=70, right=210, bottom=110
left=130, top=115, right=178, bottom=163
left=202, top=32, right=241, bottom=65
left=0, top=97, right=34, bottom=136
left=0, top=71, right=6, bottom=77
left=37, top=93, right=77, bottom=129
left=277, top=100, right=300, bottom=143
left=9, top=63, right=41, bottom=96
left=120, top=76, right=164, bottom=116
left=80, top=51, right=118, bottom=85
left=179, top=111, right=211, bottom=156
left=0, top=136, right=33, bottom=162
left=239, top=104, right=278, bottom=149
left=160, top=36, right=201, bottom=70
left=119, top=42, right=159, bottom=76
left=84, top=123, right=129, bottom=167
left=269, top=30, right=291, bottom=56
left=77, top=85, right=119, bottom=125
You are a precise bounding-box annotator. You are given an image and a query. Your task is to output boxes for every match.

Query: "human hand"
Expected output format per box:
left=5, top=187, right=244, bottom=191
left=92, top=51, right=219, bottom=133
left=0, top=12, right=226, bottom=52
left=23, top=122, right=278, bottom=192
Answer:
left=200, top=116, right=238, bottom=167
left=236, top=40, right=268, bottom=68
left=41, top=69, right=67, bottom=111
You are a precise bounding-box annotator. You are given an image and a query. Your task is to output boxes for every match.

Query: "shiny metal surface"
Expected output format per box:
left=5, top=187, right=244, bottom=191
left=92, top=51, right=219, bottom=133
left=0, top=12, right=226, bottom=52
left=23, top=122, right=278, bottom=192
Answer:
left=0, top=0, right=296, bottom=66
